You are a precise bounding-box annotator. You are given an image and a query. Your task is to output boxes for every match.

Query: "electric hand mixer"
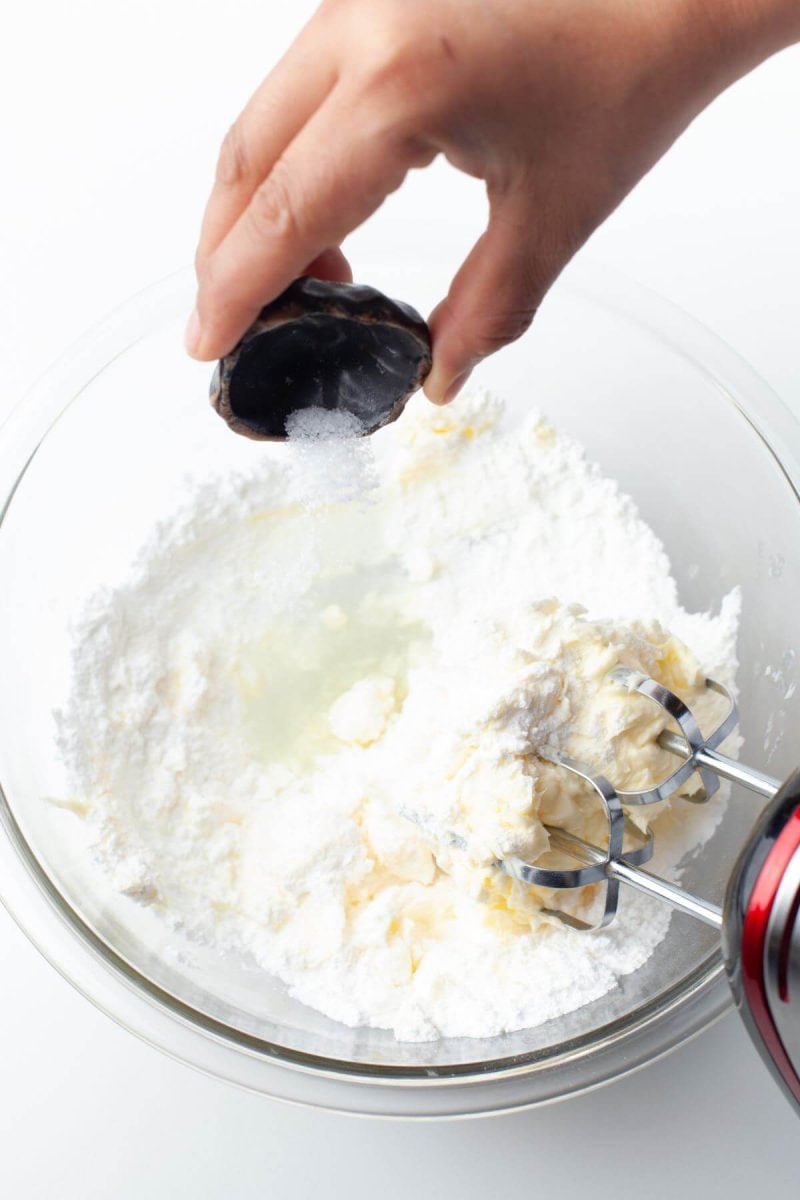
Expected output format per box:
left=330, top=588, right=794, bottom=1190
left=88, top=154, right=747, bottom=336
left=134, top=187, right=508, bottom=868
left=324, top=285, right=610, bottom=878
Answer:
left=500, top=669, right=800, bottom=1113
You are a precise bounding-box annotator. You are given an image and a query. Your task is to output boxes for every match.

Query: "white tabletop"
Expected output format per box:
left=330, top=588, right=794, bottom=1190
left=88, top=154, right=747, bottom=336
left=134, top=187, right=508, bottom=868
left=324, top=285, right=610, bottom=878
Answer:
left=3, top=3, right=800, bottom=1194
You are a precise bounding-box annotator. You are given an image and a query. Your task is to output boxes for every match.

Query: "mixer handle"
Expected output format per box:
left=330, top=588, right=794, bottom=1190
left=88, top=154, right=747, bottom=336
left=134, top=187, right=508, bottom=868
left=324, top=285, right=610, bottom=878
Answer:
left=724, top=769, right=800, bottom=1113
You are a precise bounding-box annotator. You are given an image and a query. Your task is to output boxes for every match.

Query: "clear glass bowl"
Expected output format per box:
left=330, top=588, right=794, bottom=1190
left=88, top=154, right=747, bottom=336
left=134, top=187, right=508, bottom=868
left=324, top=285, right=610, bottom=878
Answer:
left=1, top=259, right=798, bottom=1118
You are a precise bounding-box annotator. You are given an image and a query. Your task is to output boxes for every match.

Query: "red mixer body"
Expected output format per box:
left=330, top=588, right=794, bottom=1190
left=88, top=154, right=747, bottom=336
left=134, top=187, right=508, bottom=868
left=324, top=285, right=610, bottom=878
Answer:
left=724, top=769, right=800, bottom=1111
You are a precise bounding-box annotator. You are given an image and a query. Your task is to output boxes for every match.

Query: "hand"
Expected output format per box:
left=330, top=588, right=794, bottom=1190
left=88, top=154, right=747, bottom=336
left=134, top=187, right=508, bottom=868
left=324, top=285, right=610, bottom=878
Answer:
left=188, top=0, right=800, bottom=403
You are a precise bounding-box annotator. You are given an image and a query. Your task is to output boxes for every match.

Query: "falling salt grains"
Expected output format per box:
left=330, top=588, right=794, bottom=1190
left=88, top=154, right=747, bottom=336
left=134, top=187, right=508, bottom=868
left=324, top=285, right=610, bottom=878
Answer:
left=285, top=405, right=378, bottom=508
left=285, top=406, right=365, bottom=440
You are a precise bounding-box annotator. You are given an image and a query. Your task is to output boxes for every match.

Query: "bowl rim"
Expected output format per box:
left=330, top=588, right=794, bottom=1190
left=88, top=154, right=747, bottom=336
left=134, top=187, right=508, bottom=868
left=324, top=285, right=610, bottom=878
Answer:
left=1, top=259, right=797, bottom=1116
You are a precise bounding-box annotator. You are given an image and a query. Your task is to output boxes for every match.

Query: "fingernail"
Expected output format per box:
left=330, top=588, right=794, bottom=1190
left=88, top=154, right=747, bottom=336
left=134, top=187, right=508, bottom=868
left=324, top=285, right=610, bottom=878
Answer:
left=184, top=306, right=202, bottom=357
left=443, top=369, right=472, bottom=405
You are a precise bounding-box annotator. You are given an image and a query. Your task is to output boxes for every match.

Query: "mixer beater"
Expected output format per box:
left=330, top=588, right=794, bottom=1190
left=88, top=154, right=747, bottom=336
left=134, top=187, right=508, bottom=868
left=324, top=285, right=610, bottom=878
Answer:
left=501, top=671, right=800, bottom=1113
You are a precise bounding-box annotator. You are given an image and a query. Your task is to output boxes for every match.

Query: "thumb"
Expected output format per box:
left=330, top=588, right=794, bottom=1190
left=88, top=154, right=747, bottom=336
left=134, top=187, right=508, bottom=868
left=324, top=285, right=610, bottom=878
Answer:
left=424, top=190, right=567, bottom=405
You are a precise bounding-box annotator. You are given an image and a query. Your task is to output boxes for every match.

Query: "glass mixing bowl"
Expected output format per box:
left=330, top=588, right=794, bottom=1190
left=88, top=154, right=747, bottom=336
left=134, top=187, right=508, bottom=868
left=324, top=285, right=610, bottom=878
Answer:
left=1, top=259, right=798, bottom=1118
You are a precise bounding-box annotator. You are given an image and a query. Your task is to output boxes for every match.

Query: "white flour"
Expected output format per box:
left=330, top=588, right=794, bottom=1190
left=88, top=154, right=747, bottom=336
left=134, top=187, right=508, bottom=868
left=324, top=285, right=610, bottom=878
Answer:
left=58, top=391, right=739, bottom=1040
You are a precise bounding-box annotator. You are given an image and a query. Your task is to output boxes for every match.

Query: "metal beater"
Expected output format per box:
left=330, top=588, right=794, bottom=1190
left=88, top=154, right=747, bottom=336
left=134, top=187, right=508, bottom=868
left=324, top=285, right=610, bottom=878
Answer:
left=500, top=670, right=800, bottom=1114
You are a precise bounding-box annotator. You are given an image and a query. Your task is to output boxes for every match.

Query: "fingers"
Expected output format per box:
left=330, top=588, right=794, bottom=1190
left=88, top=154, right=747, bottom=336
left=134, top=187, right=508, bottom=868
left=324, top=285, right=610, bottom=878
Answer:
left=425, top=190, right=568, bottom=404
left=185, top=246, right=351, bottom=359
left=189, top=91, right=417, bottom=360
left=195, top=24, right=338, bottom=274
left=303, top=245, right=353, bottom=284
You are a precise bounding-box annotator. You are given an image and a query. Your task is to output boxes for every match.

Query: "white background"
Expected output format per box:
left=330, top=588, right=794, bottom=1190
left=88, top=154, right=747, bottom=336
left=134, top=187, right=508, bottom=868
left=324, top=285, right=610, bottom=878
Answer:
left=3, top=2, right=800, bottom=1195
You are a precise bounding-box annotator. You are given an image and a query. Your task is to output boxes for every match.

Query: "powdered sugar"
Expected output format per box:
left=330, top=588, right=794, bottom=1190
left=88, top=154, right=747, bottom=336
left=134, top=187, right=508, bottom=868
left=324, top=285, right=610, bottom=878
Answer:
left=57, top=390, right=739, bottom=1041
